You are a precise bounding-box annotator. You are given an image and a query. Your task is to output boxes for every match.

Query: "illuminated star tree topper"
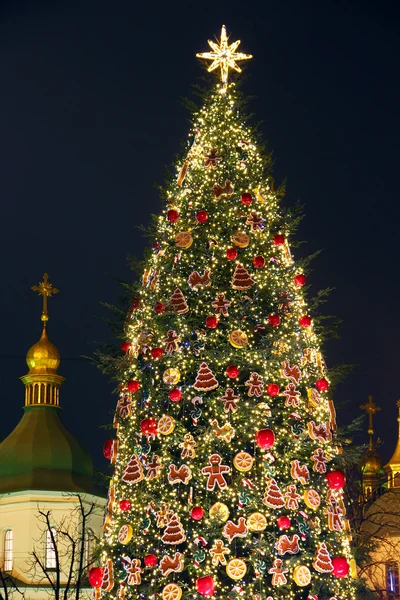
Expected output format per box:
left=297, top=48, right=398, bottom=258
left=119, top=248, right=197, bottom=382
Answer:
left=196, top=24, right=252, bottom=86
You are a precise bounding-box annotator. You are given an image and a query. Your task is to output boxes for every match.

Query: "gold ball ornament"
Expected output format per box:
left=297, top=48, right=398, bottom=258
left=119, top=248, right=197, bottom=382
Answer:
left=231, top=232, right=250, bottom=248
left=117, top=524, right=133, bottom=545
left=233, top=451, right=254, bottom=472
left=163, top=368, right=181, bottom=385
left=157, top=415, right=175, bottom=435
left=162, top=584, right=182, bottom=600
left=246, top=512, right=267, bottom=532
left=229, top=329, right=248, bottom=348
left=293, top=565, right=312, bottom=587
left=226, top=558, right=247, bottom=580
left=209, top=502, right=230, bottom=522
left=175, top=231, right=193, bottom=249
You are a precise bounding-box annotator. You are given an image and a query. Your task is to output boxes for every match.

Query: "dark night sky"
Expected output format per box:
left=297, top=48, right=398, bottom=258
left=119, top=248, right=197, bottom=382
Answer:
left=0, top=0, right=399, bottom=472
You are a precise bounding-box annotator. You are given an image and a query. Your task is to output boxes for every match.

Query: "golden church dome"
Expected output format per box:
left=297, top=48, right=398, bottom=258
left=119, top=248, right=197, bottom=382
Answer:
left=26, top=325, right=60, bottom=374
left=363, top=449, right=383, bottom=475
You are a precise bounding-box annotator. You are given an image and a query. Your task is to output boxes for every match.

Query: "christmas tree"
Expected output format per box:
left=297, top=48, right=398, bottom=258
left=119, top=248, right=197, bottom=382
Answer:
left=98, top=25, right=356, bottom=600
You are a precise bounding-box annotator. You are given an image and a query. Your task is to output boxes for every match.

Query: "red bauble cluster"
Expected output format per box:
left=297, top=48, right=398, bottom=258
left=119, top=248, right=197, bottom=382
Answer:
left=332, top=556, right=349, bottom=578
left=241, top=192, right=253, bottom=206
left=267, top=383, right=280, bottom=397
left=121, top=342, right=131, bottom=352
left=226, top=365, right=240, bottom=379
left=140, top=417, right=158, bottom=436
left=191, top=506, right=204, bottom=521
left=226, top=247, right=238, bottom=261
left=205, top=316, right=218, bottom=329
left=167, top=209, right=179, bottom=223
left=144, top=554, right=158, bottom=567
left=325, top=470, right=346, bottom=489
left=277, top=515, right=291, bottom=530
left=88, top=567, right=104, bottom=588
left=268, top=314, right=280, bottom=327
left=103, top=439, right=113, bottom=460
left=299, top=315, right=312, bottom=328
left=294, top=273, right=306, bottom=287
left=119, top=499, right=131, bottom=511
left=169, top=388, right=182, bottom=402
left=150, top=347, right=163, bottom=359
left=273, top=233, right=285, bottom=246
left=253, top=255, right=265, bottom=268
left=196, top=576, right=215, bottom=597
left=127, top=380, right=140, bottom=392
left=153, top=301, right=165, bottom=314
left=131, top=297, right=141, bottom=310
left=255, top=428, right=275, bottom=449
left=196, top=210, right=209, bottom=223
left=152, top=240, right=160, bottom=251
left=316, top=377, right=329, bottom=391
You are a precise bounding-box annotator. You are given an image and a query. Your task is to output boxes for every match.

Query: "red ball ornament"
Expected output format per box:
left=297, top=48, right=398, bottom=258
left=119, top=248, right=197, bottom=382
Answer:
left=196, top=576, right=215, bottom=597
left=103, top=439, right=113, bottom=460
left=273, top=233, right=285, bottom=246
left=332, top=556, right=349, bottom=578
left=167, top=209, right=179, bottom=223
left=121, top=342, right=131, bottom=352
left=153, top=301, right=165, bottom=314
left=226, top=364, right=240, bottom=379
left=88, top=567, right=104, bottom=588
left=191, top=506, right=204, bottom=521
left=169, top=388, right=182, bottom=402
left=241, top=192, right=253, bottom=206
left=277, top=515, right=291, bottom=530
left=294, top=273, right=306, bottom=287
left=127, top=380, right=140, bottom=393
left=131, top=297, right=141, bottom=310
left=253, top=255, right=265, bottom=268
left=119, top=499, right=131, bottom=511
left=144, top=554, right=158, bottom=567
left=152, top=240, right=160, bottom=251
left=196, top=210, right=209, bottom=223
left=325, top=470, right=346, bottom=490
left=205, top=316, right=218, bottom=329
left=268, top=314, right=281, bottom=327
left=150, top=347, right=163, bottom=359
left=140, top=417, right=158, bottom=436
left=299, top=315, right=312, bottom=328
left=226, top=247, right=238, bottom=261
left=255, top=428, right=275, bottom=449
left=316, top=377, right=329, bottom=391
left=267, top=383, right=280, bottom=397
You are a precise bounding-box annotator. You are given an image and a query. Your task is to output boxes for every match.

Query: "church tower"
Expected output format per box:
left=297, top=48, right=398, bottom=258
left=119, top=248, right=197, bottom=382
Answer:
left=384, top=400, right=400, bottom=488
left=360, top=395, right=384, bottom=499
left=0, top=274, right=105, bottom=599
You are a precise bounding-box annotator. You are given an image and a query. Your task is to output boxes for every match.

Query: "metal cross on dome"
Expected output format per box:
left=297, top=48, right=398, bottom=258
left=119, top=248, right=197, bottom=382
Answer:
left=196, top=25, right=252, bottom=85
left=31, top=273, right=59, bottom=324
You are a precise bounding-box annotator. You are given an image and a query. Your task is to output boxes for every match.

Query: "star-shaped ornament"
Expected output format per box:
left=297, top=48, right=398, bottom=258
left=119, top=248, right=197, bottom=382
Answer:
left=196, top=25, right=252, bottom=85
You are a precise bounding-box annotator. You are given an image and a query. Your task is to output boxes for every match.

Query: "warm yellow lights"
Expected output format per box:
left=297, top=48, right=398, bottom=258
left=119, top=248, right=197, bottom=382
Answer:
left=196, top=25, right=252, bottom=85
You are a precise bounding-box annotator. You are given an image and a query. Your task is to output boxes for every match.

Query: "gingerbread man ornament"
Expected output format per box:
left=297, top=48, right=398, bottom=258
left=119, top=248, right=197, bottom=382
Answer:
left=164, top=330, right=180, bottom=355
left=311, top=447, right=328, bottom=473
left=245, top=372, right=264, bottom=397
left=201, top=454, right=230, bottom=491
left=209, top=539, right=230, bottom=566
left=212, top=293, right=231, bottom=316
left=268, top=558, right=288, bottom=586
left=220, top=388, right=240, bottom=413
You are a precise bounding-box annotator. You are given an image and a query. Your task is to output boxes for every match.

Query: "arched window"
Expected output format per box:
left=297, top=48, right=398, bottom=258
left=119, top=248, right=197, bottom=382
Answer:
left=45, top=528, right=57, bottom=570
left=386, top=561, right=400, bottom=597
left=4, top=529, right=13, bottom=571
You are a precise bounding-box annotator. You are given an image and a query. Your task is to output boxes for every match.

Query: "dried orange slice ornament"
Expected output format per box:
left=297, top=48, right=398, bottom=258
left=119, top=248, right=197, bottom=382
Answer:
left=163, top=368, right=181, bottom=385
left=175, top=231, right=193, bottom=249
left=231, top=232, right=250, bottom=248
left=304, top=488, right=321, bottom=509
left=293, top=564, right=311, bottom=586
left=209, top=502, right=230, bottom=522
left=246, top=512, right=267, bottom=532
left=158, top=415, right=175, bottom=435
left=233, top=451, right=254, bottom=472
left=229, top=330, right=249, bottom=349
left=226, top=558, right=247, bottom=580
left=162, top=584, right=182, bottom=600
left=117, top=524, right=133, bottom=545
